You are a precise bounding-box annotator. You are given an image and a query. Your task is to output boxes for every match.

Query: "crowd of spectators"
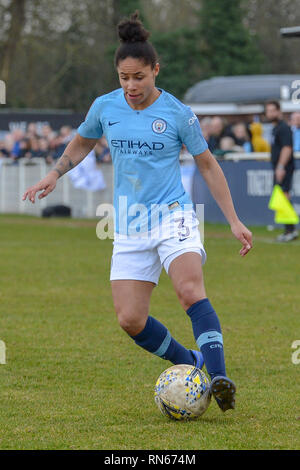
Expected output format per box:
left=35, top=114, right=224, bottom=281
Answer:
left=199, top=112, right=300, bottom=157
left=200, top=116, right=267, bottom=156
left=1, top=113, right=300, bottom=165
left=0, top=123, right=112, bottom=164
left=290, top=111, right=300, bottom=153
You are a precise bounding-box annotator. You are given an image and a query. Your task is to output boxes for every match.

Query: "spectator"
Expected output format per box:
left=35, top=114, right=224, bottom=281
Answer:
left=38, top=137, right=53, bottom=163
left=199, top=117, right=211, bottom=142
left=26, top=122, right=38, bottom=139
left=207, top=116, right=226, bottom=153
left=249, top=122, right=270, bottom=152
left=290, top=112, right=300, bottom=152
left=2, top=132, right=14, bottom=157
left=1, top=122, right=112, bottom=165
left=10, top=129, right=25, bottom=161
left=14, top=137, right=42, bottom=161
left=213, top=136, right=246, bottom=157
left=219, top=136, right=240, bottom=152
left=18, top=138, right=31, bottom=159
left=51, top=125, right=73, bottom=160
left=51, top=135, right=65, bottom=159
left=231, top=122, right=253, bottom=152
left=60, top=125, right=73, bottom=144
left=24, top=137, right=52, bottom=161
left=28, top=137, right=41, bottom=158
left=51, top=132, right=66, bottom=160
left=41, top=124, right=56, bottom=143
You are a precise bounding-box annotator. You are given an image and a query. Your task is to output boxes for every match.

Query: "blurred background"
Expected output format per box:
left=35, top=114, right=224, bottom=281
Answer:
left=0, top=0, right=300, bottom=224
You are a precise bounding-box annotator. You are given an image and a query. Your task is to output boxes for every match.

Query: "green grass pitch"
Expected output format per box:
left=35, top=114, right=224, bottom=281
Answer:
left=0, top=214, right=300, bottom=450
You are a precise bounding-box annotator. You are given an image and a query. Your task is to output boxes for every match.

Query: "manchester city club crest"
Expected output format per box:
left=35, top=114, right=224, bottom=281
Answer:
left=152, top=119, right=167, bottom=134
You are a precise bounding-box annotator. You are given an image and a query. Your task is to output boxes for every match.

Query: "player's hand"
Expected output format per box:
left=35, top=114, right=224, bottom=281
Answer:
left=230, top=220, right=253, bottom=257
left=22, top=171, right=58, bottom=204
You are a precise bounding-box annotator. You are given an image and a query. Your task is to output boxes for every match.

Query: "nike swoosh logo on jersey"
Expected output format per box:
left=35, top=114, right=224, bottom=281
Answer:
left=179, top=237, right=188, bottom=242
left=108, top=121, right=120, bottom=126
left=208, top=335, right=217, bottom=339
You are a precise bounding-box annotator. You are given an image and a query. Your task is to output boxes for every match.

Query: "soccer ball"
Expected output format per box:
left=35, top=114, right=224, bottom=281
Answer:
left=154, top=364, right=211, bottom=420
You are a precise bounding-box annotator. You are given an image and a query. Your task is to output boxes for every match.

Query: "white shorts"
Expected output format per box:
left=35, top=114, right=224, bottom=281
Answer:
left=110, top=210, right=206, bottom=285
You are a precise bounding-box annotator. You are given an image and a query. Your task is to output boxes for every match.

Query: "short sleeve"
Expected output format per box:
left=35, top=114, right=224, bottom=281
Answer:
left=77, top=98, right=103, bottom=139
left=178, top=107, right=208, bottom=156
left=278, top=124, right=293, bottom=148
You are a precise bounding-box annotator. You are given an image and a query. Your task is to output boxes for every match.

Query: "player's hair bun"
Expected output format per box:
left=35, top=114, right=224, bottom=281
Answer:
left=114, top=11, right=158, bottom=68
left=118, top=11, right=150, bottom=43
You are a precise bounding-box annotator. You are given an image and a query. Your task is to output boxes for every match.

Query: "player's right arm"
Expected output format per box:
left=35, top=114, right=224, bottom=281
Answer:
left=22, top=134, right=98, bottom=203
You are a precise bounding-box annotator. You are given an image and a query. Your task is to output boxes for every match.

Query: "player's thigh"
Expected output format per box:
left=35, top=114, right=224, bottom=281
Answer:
left=111, top=280, right=155, bottom=335
left=168, top=252, right=206, bottom=310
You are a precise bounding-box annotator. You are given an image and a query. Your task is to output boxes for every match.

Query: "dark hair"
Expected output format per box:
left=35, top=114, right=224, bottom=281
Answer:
left=114, top=11, right=158, bottom=69
left=265, top=100, right=281, bottom=111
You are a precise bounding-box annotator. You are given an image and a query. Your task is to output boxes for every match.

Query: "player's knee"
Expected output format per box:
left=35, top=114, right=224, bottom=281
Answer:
left=116, top=310, right=133, bottom=332
left=116, top=310, right=144, bottom=336
left=177, top=280, right=205, bottom=310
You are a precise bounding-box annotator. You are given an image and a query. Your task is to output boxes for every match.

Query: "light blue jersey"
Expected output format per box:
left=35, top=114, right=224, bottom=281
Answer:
left=77, top=88, right=208, bottom=234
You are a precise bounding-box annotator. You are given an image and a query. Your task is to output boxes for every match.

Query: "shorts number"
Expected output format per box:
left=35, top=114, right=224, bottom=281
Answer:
left=174, top=217, right=190, bottom=241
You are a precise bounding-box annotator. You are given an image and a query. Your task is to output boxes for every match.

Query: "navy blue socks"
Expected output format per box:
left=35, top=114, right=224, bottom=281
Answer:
left=186, top=298, right=226, bottom=380
left=130, top=298, right=226, bottom=379
left=131, top=316, right=194, bottom=365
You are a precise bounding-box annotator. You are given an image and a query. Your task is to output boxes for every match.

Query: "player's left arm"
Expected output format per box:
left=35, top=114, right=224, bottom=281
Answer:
left=194, top=149, right=253, bottom=257
left=275, top=145, right=292, bottom=183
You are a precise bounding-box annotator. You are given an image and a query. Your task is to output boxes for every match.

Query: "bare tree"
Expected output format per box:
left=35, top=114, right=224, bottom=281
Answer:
left=0, top=0, right=26, bottom=82
left=245, top=0, right=300, bottom=73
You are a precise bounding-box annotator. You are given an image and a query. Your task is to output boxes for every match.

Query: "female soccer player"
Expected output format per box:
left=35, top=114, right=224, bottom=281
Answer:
left=22, top=12, right=252, bottom=413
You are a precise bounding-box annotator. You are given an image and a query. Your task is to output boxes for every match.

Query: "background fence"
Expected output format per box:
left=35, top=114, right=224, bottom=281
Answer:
left=0, top=158, right=113, bottom=218
left=1, top=153, right=300, bottom=225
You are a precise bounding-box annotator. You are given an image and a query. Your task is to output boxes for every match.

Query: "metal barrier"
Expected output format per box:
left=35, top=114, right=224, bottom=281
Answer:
left=0, top=158, right=113, bottom=218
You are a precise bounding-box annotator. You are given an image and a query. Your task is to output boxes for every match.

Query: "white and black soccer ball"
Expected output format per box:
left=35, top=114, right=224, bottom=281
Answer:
left=154, top=364, right=211, bottom=420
